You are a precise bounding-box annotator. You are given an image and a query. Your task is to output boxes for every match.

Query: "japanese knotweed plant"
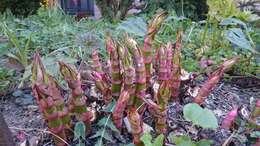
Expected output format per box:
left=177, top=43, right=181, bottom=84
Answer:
left=31, top=52, right=94, bottom=145
left=90, top=11, right=240, bottom=145
left=193, top=57, right=239, bottom=105
left=31, top=53, right=70, bottom=146
left=90, top=11, right=186, bottom=145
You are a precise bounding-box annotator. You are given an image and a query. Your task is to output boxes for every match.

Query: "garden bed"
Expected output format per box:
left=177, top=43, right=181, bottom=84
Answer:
left=1, top=76, right=259, bottom=146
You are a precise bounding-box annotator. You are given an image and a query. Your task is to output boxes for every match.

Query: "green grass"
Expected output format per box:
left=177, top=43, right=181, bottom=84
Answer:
left=0, top=7, right=259, bottom=83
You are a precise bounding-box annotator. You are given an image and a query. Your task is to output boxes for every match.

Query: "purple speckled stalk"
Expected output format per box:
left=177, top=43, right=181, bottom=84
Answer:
left=125, top=37, right=146, bottom=107
left=171, top=31, right=182, bottom=99
left=158, top=45, right=168, bottom=82
left=106, top=35, right=122, bottom=99
left=143, top=11, right=167, bottom=86
left=59, top=62, right=94, bottom=127
left=92, top=49, right=104, bottom=75
left=194, top=57, right=238, bottom=105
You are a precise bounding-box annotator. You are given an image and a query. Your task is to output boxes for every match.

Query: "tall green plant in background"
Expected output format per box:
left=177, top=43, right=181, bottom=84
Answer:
left=207, top=0, right=254, bottom=22
left=95, top=0, right=134, bottom=22
left=144, top=0, right=208, bottom=20
left=0, top=0, right=40, bottom=16
left=1, top=23, right=31, bottom=68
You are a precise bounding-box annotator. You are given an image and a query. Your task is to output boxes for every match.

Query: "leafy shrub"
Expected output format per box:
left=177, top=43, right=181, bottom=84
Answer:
left=0, top=68, right=15, bottom=96
left=0, top=0, right=40, bottom=16
left=144, top=0, right=208, bottom=20
left=95, top=0, right=134, bottom=21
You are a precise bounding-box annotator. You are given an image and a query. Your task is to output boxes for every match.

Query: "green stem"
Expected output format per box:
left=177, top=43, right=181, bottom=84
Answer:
left=201, top=16, right=209, bottom=46
left=97, top=105, right=115, bottom=146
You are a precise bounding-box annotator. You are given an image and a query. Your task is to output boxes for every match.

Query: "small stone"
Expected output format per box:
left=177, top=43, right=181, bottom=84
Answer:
left=22, top=89, right=31, bottom=94
left=27, top=105, right=38, bottom=112
left=15, top=98, right=22, bottom=105
left=21, top=98, right=34, bottom=105
left=12, top=90, right=23, bottom=97
left=23, top=94, right=34, bottom=99
left=15, top=95, right=34, bottom=106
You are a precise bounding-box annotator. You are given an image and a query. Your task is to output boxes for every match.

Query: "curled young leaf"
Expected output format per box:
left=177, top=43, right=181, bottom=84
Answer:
left=112, top=90, right=130, bottom=130
left=127, top=107, right=143, bottom=146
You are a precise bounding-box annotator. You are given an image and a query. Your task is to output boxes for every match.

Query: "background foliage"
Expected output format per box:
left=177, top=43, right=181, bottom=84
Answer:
left=0, top=0, right=40, bottom=16
left=144, top=0, right=209, bottom=20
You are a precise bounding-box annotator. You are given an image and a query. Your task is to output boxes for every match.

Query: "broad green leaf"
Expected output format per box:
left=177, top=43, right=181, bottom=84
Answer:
left=141, top=132, right=164, bottom=146
left=183, top=103, right=218, bottom=129
left=220, top=18, right=246, bottom=28
left=169, top=134, right=212, bottom=146
left=197, top=108, right=218, bottom=129
left=225, top=28, right=254, bottom=52
left=116, top=17, right=147, bottom=37
left=172, top=135, right=196, bottom=146
left=153, top=134, right=164, bottom=146
left=196, top=139, right=213, bottom=146
left=74, top=121, right=86, bottom=146
left=140, top=132, right=153, bottom=146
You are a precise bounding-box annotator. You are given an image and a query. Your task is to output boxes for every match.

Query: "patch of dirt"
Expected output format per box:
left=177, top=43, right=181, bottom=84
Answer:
left=0, top=77, right=259, bottom=146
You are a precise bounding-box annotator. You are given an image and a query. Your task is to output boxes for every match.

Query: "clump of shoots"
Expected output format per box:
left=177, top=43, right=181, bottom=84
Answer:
left=47, top=76, right=71, bottom=128
left=194, top=57, right=239, bottom=105
left=106, top=35, right=122, bottom=99
left=31, top=53, right=68, bottom=146
left=125, top=36, right=146, bottom=108
left=59, top=62, right=94, bottom=128
left=158, top=46, right=168, bottom=82
left=118, top=44, right=136, bottom=106
left=143, top=11, right=168, bottom=86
